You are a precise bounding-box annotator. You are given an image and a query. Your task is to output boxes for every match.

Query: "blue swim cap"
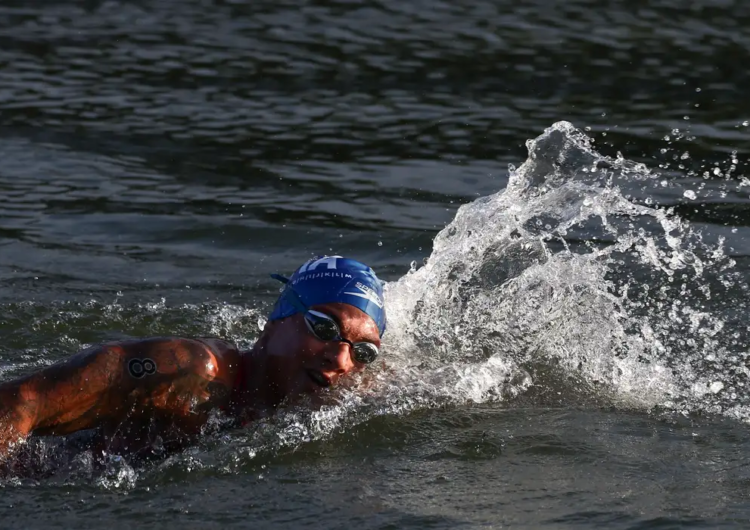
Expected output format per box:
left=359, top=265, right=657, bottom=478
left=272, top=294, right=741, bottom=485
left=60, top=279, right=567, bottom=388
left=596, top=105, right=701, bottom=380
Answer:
left=268, top=256, right=386, bottom=337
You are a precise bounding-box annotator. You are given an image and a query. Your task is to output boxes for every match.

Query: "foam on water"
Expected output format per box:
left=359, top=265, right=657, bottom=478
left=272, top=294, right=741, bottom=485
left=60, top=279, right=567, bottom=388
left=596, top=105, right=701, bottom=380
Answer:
left=3, top=121, right=750, bottom=486
left=384, top=121, right=749, bottom=418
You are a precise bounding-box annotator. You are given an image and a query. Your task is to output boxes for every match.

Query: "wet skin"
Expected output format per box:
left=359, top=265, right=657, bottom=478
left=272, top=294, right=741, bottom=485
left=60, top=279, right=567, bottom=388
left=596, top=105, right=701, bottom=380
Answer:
left=0, top=302, right=380, bottom=458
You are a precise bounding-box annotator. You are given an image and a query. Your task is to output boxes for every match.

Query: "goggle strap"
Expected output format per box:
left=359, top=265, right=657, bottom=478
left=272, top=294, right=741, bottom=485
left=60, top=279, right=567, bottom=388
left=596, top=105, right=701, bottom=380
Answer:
left=272, top=274, right=311, bottom=315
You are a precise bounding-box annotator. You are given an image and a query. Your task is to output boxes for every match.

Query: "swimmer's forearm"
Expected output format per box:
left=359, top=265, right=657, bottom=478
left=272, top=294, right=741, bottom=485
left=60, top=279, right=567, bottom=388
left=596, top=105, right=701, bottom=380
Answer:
left=0, top=345, right=126, bottom=443
left=26, top=346, right=127, bottom=435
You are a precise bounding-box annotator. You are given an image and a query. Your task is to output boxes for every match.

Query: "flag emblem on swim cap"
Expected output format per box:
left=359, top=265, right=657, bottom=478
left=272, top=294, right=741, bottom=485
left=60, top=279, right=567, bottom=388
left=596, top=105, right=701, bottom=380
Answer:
left=268, top=256, right=387, bottom=336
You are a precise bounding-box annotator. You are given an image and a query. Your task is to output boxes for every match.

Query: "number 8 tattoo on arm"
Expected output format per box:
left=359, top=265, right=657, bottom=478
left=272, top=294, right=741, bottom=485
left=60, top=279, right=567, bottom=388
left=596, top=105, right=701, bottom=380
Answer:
left=128, top=358, right=157, bottom=379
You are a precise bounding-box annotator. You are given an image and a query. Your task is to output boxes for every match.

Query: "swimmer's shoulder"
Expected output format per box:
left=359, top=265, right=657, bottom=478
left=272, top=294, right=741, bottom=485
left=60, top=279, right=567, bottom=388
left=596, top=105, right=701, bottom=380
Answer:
left=92, top=336, right=242, bottom=386
left=192, top=337, right=243, bottom=387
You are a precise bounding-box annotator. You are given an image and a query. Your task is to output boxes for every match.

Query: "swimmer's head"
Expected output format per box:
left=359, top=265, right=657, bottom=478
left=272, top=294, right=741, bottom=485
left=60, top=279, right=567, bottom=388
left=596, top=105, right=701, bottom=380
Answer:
left=268, top=256, right=386, bottom=336
left=249, top=256, right=385, bottom=406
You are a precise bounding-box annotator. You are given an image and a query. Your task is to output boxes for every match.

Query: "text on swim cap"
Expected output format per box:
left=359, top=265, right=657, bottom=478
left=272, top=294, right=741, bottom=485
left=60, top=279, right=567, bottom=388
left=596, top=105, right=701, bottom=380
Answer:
left=298, top=256, right=343, bottom=273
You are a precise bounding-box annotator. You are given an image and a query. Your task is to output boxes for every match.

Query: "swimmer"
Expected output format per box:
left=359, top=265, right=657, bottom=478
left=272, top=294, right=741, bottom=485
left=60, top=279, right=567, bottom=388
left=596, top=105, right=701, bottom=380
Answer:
left=0, top=256, right=386, bottom=459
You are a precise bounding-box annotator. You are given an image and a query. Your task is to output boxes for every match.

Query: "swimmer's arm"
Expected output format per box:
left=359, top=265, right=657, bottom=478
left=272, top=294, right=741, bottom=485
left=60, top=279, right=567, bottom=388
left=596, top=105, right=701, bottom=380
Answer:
left=0, top=378, right=39, bottom=455
left=0, top=338, right=235, bottom=455
left=0, top=347, right=108, bottom=455
left=0, top=343, right=121, bottom=455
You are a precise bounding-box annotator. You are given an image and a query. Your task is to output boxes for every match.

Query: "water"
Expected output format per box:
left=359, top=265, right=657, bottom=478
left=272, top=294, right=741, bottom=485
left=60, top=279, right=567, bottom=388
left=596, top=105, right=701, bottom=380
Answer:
left=2, top=0, right=750, bottom=528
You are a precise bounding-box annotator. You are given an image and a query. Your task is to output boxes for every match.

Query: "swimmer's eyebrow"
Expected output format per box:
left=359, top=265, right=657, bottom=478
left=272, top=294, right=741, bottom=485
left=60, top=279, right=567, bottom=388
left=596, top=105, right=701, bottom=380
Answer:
left=342, top=314, right=380, bottom=345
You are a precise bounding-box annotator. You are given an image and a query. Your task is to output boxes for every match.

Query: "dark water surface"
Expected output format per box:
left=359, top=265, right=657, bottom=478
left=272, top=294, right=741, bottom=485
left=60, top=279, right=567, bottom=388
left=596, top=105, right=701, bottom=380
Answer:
left=2, top=0, right=750, bottom=528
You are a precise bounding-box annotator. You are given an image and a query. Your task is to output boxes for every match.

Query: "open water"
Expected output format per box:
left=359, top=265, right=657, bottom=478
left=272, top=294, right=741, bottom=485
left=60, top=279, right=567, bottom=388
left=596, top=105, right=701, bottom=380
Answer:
left=1, top=0, right=750, bottom=528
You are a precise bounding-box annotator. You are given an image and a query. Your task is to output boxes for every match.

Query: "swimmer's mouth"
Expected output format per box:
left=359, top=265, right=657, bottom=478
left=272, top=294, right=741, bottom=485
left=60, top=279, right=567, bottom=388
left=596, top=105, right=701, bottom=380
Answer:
left=307, top=370, right=331, bottom=388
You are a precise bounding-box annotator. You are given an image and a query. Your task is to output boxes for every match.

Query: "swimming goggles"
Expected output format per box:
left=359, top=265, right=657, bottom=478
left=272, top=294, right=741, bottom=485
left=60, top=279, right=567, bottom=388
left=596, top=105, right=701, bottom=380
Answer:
left=270, top=274, right=379, bottom=364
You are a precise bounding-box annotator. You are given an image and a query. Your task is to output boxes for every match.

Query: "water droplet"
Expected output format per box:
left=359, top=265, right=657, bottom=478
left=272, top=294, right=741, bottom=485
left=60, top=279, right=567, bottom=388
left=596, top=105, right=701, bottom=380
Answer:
left=695, top=87, right=701, bottom=92
left=377, top=241, right=383, bottom=246
left=743, top=121, right=749, bottom=127
left=680, top=152, right=690, bottom=160
left=683, top=115, right=690, bottom=120
left=683, top=190, right=697, bottom=200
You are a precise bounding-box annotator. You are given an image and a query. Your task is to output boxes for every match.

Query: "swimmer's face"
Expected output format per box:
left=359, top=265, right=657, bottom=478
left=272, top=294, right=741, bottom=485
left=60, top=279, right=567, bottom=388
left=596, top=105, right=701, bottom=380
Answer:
left=261, top=302, right=381, bottom=404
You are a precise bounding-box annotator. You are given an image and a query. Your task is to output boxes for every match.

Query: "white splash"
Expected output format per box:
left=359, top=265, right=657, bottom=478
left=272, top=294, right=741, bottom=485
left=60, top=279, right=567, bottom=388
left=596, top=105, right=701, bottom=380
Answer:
left=382, top=121, right=743, bottom=417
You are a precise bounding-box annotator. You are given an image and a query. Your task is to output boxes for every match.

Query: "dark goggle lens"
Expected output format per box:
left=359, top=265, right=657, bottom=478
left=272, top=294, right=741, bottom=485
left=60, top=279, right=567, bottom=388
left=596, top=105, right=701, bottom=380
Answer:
left=305, top=312, right=340, bottom=341
left=352, top=342, right=379, bottom=364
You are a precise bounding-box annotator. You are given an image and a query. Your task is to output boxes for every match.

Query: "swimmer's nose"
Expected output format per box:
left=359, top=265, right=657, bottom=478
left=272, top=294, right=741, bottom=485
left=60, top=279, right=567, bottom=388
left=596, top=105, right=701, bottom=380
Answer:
left=320, top=341, right=355, bottom=375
